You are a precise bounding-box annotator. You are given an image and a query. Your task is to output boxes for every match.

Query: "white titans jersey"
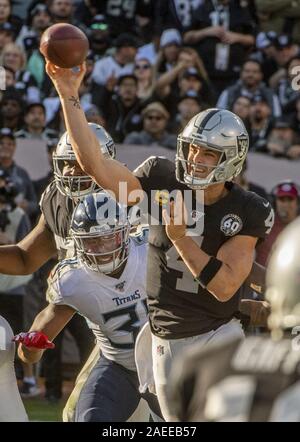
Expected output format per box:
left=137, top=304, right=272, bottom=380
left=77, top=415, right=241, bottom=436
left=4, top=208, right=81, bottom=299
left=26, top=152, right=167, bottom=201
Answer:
left=47, top=239, right=148, bottom=371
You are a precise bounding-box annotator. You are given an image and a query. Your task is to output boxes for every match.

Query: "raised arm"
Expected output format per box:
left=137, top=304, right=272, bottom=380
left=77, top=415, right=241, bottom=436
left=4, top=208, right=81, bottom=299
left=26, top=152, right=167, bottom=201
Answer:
left=0, top=214, right=57, bottom=275
left=45, top=62, right=142, bottom=204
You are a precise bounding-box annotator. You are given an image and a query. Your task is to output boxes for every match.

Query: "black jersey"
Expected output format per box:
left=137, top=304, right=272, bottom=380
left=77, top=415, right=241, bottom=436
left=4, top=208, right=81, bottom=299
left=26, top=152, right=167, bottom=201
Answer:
left=40, top=181, right=75, bottom=260
left=134, top=157, right=274, bottom=339
left=168, top=335, right=300, bottom=422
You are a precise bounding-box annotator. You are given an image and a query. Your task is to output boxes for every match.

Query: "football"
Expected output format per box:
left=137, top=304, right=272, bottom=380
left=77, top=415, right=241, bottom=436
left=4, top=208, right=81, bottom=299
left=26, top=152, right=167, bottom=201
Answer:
left=40, top=23, right=89, bottom=68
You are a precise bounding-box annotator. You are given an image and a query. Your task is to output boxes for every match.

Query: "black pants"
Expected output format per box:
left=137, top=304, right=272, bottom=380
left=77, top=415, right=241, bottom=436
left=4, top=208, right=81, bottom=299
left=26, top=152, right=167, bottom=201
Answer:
left=42, top=314, right=94, bottom=399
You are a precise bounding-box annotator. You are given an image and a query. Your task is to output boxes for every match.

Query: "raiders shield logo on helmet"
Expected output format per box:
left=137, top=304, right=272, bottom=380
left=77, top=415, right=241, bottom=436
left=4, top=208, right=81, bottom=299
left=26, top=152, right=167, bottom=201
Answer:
left=237, top=134, right=248, bottom=158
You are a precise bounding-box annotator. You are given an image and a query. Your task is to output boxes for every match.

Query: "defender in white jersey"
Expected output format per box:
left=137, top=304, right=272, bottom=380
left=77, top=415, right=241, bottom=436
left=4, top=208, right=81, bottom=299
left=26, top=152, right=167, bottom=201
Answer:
left=17, top=192, right=161, bottom=421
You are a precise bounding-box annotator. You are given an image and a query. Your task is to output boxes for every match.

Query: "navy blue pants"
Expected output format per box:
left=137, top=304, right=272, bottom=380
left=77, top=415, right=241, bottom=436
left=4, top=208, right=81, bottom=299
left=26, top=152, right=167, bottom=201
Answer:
left=75, top=353, right=161, bottom=422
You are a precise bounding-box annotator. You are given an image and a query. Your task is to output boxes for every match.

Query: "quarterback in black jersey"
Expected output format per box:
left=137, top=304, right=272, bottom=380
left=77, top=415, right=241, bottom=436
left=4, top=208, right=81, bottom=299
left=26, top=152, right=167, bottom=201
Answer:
left=45, top=62, right=274, bottom=420
left=168, top=217, right=300, bottom=422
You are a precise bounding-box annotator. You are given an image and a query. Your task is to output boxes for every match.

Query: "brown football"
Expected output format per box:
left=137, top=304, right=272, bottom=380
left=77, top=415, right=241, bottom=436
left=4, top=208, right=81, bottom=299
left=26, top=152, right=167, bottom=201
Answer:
left=40, top=23, right=89, bottom=68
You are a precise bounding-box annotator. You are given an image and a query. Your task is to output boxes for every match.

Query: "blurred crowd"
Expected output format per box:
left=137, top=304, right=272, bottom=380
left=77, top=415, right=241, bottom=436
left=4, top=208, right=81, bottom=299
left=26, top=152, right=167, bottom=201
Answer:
left=0, top=0, right=300, bottom=405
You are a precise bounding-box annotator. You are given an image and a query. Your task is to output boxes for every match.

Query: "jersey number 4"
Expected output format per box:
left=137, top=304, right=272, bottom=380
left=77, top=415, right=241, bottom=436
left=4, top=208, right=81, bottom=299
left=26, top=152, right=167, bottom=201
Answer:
left=166, top=236, right=203, bottom=294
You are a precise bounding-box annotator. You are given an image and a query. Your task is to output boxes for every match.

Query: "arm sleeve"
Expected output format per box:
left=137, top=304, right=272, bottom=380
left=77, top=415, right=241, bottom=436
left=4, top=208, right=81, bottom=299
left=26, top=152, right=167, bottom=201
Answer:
left=241, top=196, right=275, bottom=241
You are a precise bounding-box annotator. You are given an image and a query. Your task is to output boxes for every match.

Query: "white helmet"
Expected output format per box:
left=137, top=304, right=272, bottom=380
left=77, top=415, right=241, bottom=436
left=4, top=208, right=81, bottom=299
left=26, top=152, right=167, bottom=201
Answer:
left=176, top=109, right=249, bottom=189
left=53, top=123, right=116, bottom=198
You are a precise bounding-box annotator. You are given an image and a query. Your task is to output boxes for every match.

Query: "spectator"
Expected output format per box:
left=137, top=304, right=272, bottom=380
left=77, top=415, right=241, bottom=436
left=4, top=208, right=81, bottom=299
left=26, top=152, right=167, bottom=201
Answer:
left=184, top=0, right=255, bottom=95
left=15, top=102, right=58, bottom=142
left=98, top=74, right=143, bottom=143
left=266, top=116, right=300, bottom=159
left=0, top=127, right=37, bottom=217
left=124, top=101, right=176, bottom=150
left=133, top=56, right=155, bottom=101
left=0, top=88, right=24, bottom=131
left=268, top=34, right=300, bottom=89
left=256, top=180, right=300, bottom=266
left=273, top=34, right=300, bottom=68
left=16, top=3, right=52, bottom=92
left=255, top=0, right=300, bottom=45
left=217, top=59, right=282, bottom=117
left=48, top=0, right=75, bottom=25
left=87, top=14, right=111, bottom=60
left=0, top=42, right=40, bottom=103
left=170, top=90, right=202, bottom=134
left=277, top=55, right=300, bottom=113
left=94, top=0, right=150, bottom=39
left=155, top=51, right=214, bottom=116
left=155, top=46, right=209, bottom=98
left=0, top=0, right=22, bottom=37
left=16, top=3, right=51, bottom=51
left=84, top=104, right=106, bottom=127
left=137, top=30, right=161, bottom=66
left=155, top=28, right=182, bottom=76
left=3, top=65, right=15, bottom=87
left=0, top=22, right=14, bottom=53
left=232, top=94, right=251, bottom=125
left=153, top=0, right=197, bottom=33
left=91, top=33, right=138, bottom=87
left=231, top=94, right=252, bottom=137
left=74, top=0, right=101, bottom=29
left=249, top=95, right=273, bottom=152
left=251, top=31, right=279, bottom=83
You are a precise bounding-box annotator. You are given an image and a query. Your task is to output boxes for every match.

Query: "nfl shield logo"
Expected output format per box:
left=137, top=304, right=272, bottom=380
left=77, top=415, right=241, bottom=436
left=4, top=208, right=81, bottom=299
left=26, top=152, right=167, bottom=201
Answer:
left=115, top=281, right=126, bottom=291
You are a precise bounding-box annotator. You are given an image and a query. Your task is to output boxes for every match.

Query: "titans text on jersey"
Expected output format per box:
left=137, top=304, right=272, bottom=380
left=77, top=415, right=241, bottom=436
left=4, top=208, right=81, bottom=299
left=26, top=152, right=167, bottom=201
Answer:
left=47, top=238, right=148, bottom=371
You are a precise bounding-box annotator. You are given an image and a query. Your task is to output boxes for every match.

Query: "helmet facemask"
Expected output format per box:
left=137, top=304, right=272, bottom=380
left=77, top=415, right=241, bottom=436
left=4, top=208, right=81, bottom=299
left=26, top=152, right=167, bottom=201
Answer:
left=53, top=154, right=97, bottom=199
left=175, top=110, right=249, bottom=190
left=73, top=225, right=130, bottom=274
left=53, top=123, right=116, bottom=199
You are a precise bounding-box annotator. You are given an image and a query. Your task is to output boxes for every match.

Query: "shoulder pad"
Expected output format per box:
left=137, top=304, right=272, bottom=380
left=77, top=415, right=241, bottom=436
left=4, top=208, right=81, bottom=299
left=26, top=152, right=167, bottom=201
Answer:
left=133, top=156, right=172, bottom=178
left=130, top=225, right=149, bottom=245
left=48, top=258, right=79, bottom=284
left=46, top=258, right=79, bottom=304
left=39, top=180, right=56, bottom=209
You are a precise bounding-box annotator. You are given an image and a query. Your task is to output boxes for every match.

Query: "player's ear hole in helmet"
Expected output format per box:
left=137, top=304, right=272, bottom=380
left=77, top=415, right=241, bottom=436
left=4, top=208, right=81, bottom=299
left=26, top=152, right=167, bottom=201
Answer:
left=70, top=192, right=131, bottom=274
left=53, top=123, right=116, bottom=198
left=176, top=109, right=249, bottom=189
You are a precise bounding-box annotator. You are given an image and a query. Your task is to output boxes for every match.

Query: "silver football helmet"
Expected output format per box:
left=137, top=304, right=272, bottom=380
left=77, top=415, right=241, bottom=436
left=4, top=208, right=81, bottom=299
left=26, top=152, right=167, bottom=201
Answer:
left=266, top=216, right=300, bottom=337
left=176, top=109, right=249, bottom=189
left=70, top=192, right=131, bottom=274
left=53, top=123, right=116, bottom=198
